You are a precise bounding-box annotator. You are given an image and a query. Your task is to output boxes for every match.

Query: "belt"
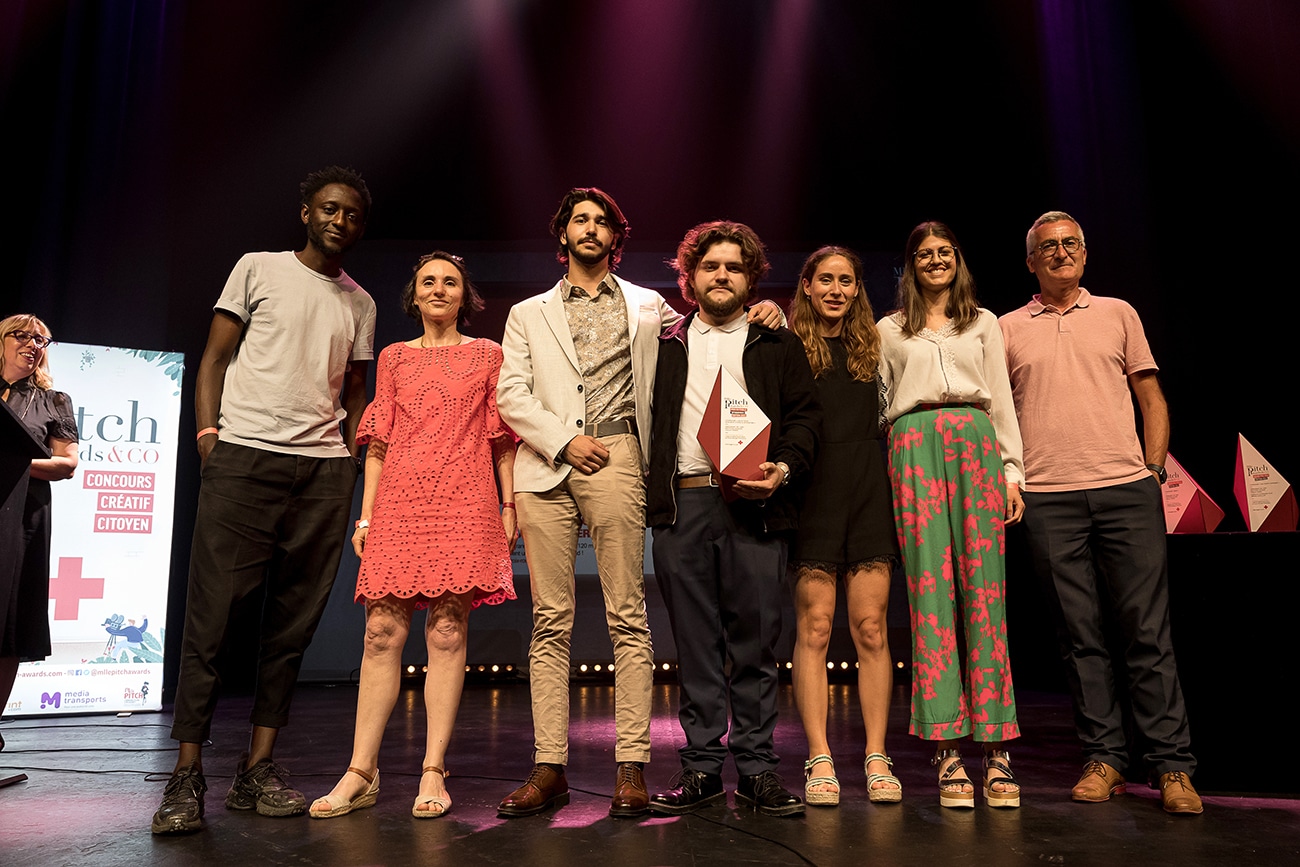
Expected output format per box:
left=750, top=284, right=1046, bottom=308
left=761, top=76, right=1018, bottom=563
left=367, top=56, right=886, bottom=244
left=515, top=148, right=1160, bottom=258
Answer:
left=586, top=418, right=637, bottom=438
left=676, top=472, right=720, bottom=489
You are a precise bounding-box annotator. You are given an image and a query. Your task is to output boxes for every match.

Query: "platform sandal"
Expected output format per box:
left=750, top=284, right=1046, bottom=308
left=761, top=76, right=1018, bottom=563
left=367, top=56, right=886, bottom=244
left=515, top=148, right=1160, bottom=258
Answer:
left=982, top=747, right=1021, bottom=809
left=932, top=748, right=974, bottom=809
left=309, top=767, right=379, bottom=819
left=412, top=765, right=452, bottom=818
left=864, top=753, right=902, bottom=803
left=803, top=754, right=840, bottom=806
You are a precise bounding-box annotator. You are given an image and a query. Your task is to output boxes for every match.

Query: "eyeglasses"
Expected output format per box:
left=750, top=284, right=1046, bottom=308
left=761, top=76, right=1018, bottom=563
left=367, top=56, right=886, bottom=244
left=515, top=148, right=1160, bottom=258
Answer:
left=1034, top=237, right=1084, bottom=257
left=6, top=329, right=53, bottom=349
left=914, top=246, right=955, bottom=264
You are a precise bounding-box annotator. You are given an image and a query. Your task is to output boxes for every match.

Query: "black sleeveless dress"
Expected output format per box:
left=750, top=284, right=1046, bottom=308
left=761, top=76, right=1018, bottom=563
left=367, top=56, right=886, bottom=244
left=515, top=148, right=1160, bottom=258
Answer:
left=790, top=337, right=898, bottom=568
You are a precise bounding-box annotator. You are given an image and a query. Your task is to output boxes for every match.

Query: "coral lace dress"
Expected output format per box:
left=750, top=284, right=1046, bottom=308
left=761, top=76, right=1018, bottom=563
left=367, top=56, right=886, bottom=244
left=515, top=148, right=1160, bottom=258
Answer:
left=353, top=339, right=515, bottom=608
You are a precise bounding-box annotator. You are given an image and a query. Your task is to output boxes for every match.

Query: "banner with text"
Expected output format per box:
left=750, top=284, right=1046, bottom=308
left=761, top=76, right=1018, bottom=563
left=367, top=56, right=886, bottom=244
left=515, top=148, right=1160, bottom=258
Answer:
left=7, top=343, right=183, bottom=717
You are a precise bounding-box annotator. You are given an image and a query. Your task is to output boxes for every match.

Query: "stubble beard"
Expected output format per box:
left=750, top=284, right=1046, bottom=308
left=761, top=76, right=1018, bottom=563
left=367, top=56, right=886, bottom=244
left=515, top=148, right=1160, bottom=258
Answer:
left=307, top=222, right=352, bottom=258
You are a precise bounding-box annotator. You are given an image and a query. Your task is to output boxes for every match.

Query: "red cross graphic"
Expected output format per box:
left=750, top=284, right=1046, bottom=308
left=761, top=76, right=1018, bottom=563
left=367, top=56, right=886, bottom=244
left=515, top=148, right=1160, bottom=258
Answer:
left=48, top=557, right=104, bottom=620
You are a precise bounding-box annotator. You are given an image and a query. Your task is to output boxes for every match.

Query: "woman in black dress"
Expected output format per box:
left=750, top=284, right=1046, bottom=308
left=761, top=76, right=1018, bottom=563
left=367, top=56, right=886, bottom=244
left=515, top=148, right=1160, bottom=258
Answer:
left=1, top=314, right=79, bottom=746
left=787, top=247, right=901, bottom=805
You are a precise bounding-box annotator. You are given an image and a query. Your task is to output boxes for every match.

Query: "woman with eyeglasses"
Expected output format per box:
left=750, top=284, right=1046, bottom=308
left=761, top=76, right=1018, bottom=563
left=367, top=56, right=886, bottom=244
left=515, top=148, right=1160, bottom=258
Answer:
left=877, top=222, right=1025, bottom=809
left=786, top=247, right=902, bottom=806
left=1, top=314, right=79, bottom=749
left=309, top=252, right=517, bottom=821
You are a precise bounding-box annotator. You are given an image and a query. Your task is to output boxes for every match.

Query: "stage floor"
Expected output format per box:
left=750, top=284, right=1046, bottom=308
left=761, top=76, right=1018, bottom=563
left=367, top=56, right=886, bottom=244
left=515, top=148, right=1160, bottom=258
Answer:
left=1, top=682, right=1295, bottom=866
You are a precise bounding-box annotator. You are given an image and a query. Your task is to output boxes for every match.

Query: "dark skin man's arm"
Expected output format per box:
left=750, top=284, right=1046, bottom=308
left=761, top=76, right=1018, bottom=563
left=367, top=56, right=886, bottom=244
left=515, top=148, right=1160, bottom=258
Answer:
left=340, top=360, right=370, bottom=457
left=194, top=311, right=245, bottom=465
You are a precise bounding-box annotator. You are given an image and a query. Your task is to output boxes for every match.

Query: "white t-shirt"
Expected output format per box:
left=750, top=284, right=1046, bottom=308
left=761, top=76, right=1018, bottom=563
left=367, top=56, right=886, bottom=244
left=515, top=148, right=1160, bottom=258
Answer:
left=214, top=251, right=376, bottom=457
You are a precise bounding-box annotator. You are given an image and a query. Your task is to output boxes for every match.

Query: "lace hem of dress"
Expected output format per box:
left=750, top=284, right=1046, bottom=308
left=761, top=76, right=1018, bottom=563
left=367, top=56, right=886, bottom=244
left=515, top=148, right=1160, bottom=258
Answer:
left=355, top=578, right=516, bottom=610
left=790, top=556, right=897, bottom=581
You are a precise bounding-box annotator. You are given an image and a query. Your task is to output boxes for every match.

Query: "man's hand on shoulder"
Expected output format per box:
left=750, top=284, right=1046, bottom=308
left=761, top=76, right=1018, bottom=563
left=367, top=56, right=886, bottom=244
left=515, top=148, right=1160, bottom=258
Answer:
left=747, top=299, right=785, bottom=329
left=562, top=435, right=610, bottom=475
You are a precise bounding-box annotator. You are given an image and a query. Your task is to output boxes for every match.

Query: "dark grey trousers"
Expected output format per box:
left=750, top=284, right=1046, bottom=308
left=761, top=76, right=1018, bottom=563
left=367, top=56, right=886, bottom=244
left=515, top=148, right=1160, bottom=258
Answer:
left=170, top=441, right=356, bottom=743
left=1022, top=477, right=1195, bottom=777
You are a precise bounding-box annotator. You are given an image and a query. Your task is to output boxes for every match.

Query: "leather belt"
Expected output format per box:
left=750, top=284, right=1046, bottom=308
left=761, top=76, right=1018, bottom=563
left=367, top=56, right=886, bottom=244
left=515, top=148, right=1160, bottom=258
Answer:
left=676, top=473, right=720, bottom=489
left=586, top=418, right=637, bottom=438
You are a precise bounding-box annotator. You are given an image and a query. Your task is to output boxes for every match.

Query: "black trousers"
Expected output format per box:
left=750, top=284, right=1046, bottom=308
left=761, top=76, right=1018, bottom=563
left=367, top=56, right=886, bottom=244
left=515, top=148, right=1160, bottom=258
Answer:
left=170, top=442, right=357, bottom=743
left=651, top=487, right=786, bottom=776
left=1022, top=477, right=1194, bottom=777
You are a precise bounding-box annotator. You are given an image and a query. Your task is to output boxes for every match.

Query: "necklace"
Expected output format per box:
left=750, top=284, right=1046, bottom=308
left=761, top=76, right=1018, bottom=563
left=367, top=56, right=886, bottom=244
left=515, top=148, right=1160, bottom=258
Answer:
left=2, top=378, right=38, bottom=421
left=420, top=333, right=463, bottom=348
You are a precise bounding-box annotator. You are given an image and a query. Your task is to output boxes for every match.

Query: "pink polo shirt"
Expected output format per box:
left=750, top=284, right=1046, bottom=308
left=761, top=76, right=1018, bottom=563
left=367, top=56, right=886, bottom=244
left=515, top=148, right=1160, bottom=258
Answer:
left=998, top=288, right=1157, bottom=493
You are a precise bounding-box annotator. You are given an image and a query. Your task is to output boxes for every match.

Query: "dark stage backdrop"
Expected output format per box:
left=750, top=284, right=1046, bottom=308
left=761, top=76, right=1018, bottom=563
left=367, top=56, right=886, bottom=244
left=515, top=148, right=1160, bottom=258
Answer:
left=4, top=1, right=1296, bottom=692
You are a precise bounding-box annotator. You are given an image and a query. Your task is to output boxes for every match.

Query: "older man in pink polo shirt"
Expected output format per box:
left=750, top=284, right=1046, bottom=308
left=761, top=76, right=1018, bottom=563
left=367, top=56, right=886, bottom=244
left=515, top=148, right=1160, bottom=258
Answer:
left=999, top=211, right=1201, bottom=816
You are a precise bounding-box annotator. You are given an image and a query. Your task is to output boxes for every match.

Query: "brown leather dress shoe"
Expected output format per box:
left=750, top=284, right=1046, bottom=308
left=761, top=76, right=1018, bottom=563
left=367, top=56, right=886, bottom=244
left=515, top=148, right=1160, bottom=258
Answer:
left=610, top=762, right=649, bottom=817
left=498, top=764, right=570, bottom=817
left=1158, top=771, right=1203, bottom=815
left=1072, top=760, right=1126, bottom=802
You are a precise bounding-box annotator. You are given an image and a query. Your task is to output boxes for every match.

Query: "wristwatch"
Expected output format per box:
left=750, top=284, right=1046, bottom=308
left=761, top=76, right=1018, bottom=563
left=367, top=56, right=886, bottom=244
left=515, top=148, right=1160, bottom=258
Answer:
left=776, top=462, right=792, bottom=486
left=1146, top=463, right=1167, bottom=484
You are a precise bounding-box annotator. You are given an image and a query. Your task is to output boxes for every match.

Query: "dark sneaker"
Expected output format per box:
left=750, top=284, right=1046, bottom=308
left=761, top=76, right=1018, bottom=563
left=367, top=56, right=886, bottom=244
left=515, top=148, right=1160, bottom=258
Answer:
left=151, top=764, right=207, bottom=834
left=736, top=770, right=805, bottom=817
left=649, top=768, right=726, bottom=815
left=225, top=754, right=307, bottom=817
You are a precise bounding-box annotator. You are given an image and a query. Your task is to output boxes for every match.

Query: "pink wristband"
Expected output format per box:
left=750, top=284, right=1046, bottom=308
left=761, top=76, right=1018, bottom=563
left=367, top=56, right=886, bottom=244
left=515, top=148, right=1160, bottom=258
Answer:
left=197, top=427, right=219, bottom=441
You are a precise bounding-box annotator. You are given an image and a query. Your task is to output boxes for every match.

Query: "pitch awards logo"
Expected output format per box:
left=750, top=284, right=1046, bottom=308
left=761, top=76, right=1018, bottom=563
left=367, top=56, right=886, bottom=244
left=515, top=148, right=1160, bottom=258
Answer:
left=76, top=399, right=164, bottom=535
left=122, top=681, right=151, bottom=707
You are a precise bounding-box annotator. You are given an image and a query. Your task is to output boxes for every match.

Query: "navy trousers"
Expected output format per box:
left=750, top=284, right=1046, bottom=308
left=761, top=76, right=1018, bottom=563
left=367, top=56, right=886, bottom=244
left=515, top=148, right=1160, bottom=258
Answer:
left=652, top=486, right=786, bottom=776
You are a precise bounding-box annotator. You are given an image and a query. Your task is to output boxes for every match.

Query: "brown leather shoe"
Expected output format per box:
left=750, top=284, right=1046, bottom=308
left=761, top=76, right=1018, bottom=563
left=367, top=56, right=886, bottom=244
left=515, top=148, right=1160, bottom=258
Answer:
left=1072, top=760, right=1126, bottom=802
left=498, top=764, right=570, bottom=817
left=610, top=762, right=649, bottom=817
left=1158, top=771, right=1203, bottom=815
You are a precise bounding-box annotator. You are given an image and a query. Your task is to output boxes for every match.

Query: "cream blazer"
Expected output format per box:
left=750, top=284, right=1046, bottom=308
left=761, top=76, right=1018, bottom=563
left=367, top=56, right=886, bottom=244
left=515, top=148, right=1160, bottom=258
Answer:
left=497, top=277, right=682, bottom=494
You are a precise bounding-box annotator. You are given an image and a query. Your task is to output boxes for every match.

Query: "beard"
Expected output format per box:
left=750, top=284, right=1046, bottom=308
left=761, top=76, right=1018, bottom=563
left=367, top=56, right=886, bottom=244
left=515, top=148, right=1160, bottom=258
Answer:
left=565, top=237, right=610, bottom=268
left=695, top=285, right=749, bottom=320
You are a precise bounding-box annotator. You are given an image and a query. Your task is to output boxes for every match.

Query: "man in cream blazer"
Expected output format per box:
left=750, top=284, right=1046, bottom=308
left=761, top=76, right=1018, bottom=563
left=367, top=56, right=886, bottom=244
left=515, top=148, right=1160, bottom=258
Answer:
left=496, top=188, right=780, bottom=819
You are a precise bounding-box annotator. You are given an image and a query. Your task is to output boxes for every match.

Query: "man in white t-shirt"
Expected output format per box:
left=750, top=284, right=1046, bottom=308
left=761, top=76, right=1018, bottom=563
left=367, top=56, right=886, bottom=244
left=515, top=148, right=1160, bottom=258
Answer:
left=151, top=167, right=377, bottom=835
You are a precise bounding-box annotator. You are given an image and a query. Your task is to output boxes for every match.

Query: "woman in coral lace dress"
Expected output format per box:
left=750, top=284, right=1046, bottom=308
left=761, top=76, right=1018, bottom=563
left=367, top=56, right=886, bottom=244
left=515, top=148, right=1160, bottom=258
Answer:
left=311, top=252, right=517, bottom=820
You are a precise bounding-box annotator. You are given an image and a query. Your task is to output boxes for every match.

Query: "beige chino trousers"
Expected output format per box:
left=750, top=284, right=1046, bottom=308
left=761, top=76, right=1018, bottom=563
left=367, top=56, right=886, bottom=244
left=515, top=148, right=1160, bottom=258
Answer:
left=515, top=433, right=654, bottom=765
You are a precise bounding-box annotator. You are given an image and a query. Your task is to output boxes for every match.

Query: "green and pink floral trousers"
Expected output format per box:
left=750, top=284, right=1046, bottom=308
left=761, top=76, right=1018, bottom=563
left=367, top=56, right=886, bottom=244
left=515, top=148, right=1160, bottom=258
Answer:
left=888, top=405, right=1019, bottom=742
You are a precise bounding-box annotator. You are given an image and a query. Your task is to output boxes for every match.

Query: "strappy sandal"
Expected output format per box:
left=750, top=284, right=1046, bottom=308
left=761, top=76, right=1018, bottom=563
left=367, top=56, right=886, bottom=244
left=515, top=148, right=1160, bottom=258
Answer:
left=864, top=753, right=902, bottom=803
left=803, top=754, right=840, bottom=806
left=412, top=765, right=452, bottom=818
left=932, top=749, right=974, bottom=809
left=309, top=767, right=379, bottom=819
left=983, top=747, right=1021, bottom=809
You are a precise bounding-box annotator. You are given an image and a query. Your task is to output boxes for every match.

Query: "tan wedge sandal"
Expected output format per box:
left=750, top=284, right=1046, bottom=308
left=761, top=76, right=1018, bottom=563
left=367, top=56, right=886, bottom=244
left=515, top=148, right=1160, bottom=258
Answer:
left=412, top=765, right=451, bottom=818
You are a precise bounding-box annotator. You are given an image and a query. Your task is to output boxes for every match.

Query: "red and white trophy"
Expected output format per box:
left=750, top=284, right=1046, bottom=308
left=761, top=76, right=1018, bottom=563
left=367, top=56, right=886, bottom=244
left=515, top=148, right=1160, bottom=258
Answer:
left=696, top=366, right=771, bottom=501
left=1233, top=433, right=1297, bottom=532
left=1160, top=453, right=1224, bottom=533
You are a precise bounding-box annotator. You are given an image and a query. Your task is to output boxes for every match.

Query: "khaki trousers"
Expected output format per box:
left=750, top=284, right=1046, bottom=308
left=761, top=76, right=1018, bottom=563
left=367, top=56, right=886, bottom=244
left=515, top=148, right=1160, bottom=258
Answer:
left=516, top=433, right=653, bottom=764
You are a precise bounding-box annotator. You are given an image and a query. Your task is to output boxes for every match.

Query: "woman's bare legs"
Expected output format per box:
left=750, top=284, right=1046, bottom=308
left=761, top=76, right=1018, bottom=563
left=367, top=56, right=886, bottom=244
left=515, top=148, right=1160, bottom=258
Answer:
left=414, top=591, right=474, bottom=814
left=792, top=567, right=839, bottom=796
left=312, top=595, right=415, bottom=810
left=845, top=562, right=897, bottom=793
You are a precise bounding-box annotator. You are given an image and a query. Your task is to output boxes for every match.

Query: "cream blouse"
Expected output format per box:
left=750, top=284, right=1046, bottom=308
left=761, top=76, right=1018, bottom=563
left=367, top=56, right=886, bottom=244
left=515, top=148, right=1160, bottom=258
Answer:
left=877, top=308, right=1024, bottom=487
